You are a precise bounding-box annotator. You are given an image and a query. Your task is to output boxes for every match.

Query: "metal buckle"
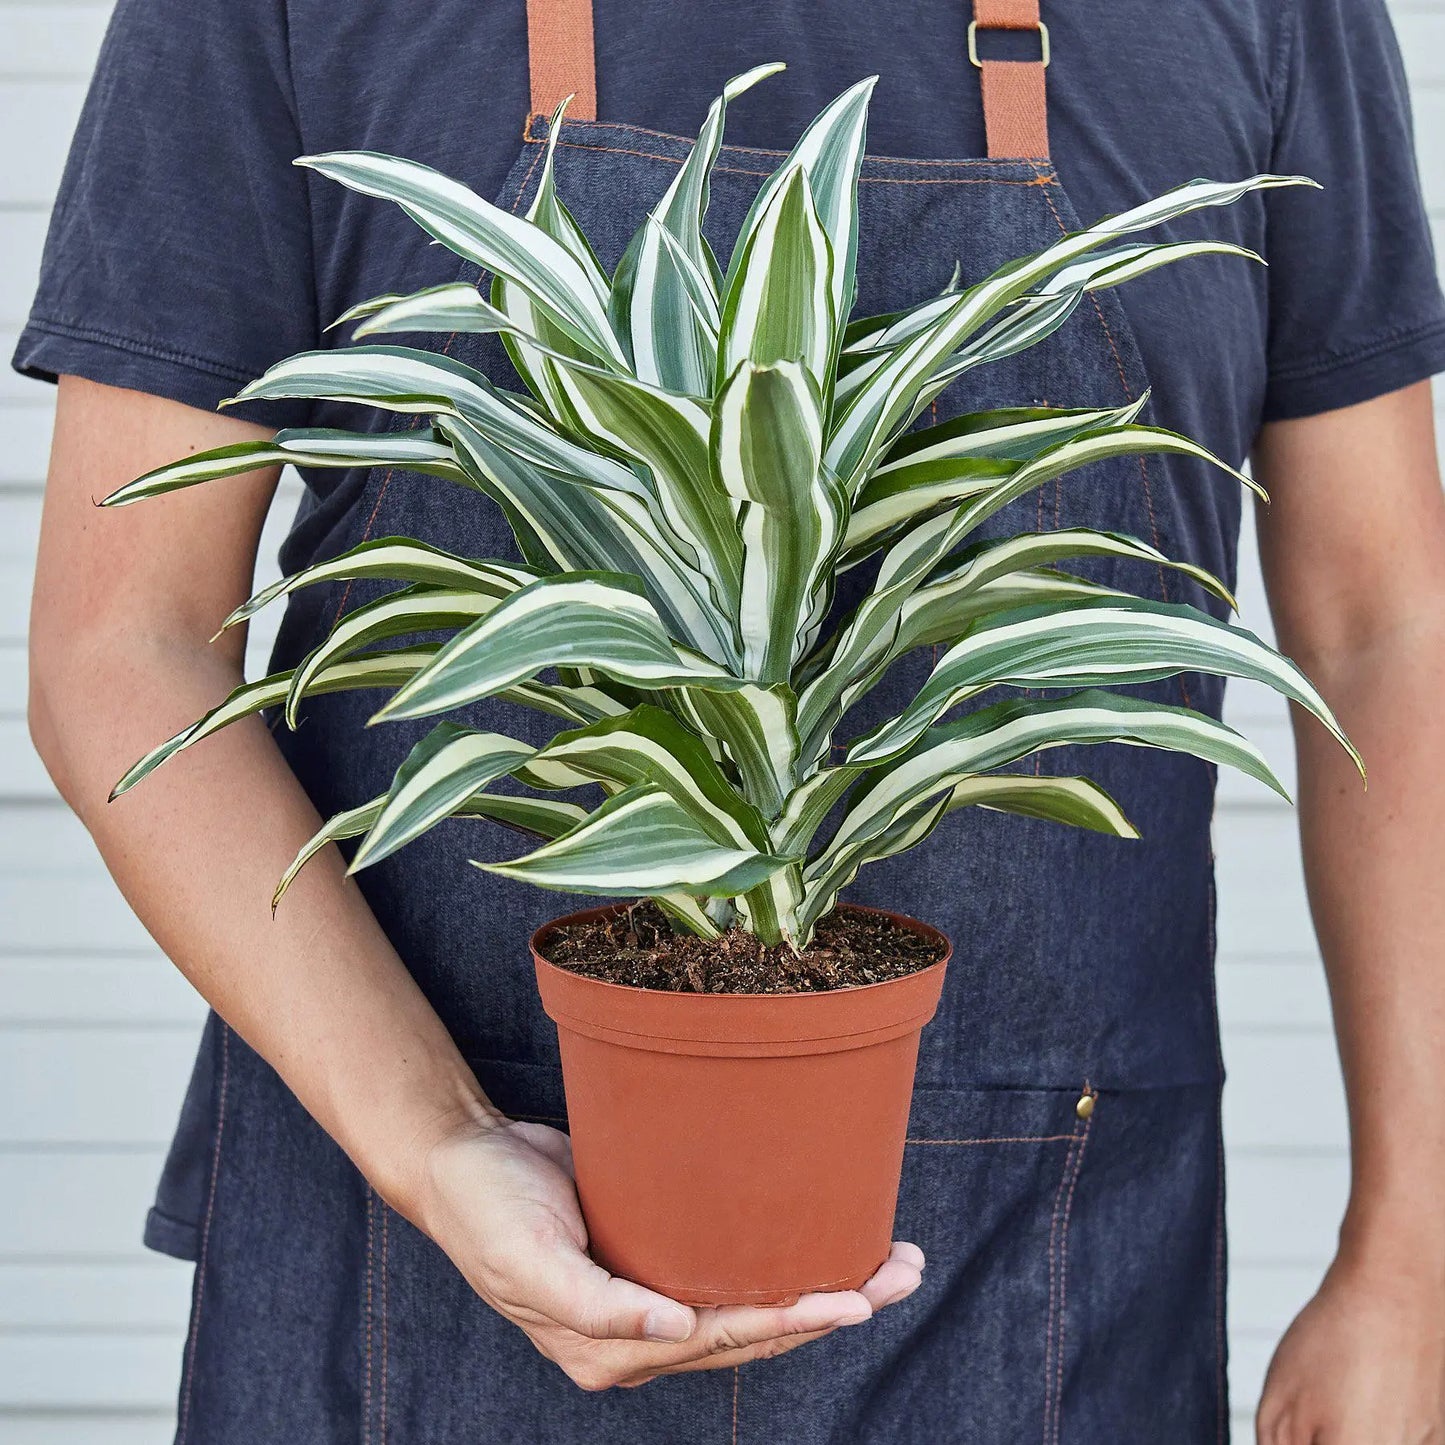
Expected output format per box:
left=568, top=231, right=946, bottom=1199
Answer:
left=967, top=19, right=1051, bottom=68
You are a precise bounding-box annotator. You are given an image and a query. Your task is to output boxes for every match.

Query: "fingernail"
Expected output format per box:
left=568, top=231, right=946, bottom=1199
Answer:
left=643, top=1305, right=693, bottom=1342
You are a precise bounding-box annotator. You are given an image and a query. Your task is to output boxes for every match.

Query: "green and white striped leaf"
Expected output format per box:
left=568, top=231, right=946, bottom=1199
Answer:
left=712, top=360, right=843, bottom=681
left=458, top=793, right=592, bottom=839
left=847, top=596, right=1360, bottom=767
left=540, top=706, right=766, bottom=846
left=373, top=573, right=737, bottom=725
left=544, top=357, right=743, bottom=611
left=350, top=723, right=569, bottom=873
left=101, top=428, right=469, bottom=507
left=672, top=682, right=800, bottom=819
left=221, top=538, right=537, bottom=633
left=826, top=175, right=1313, bottom=493
left=494, top=99, right=617, bottom=420
left=295, top=150, right=622, bottom=363
left=724, top=76, right=874, bottom=375
left=650, top=62, right=786, bottom=289
left=110, top=649, right=437, bottom=799
left=803, top=414, right=1259, bottom=751
left=436, top=417, right=733, bottom=661
left=841, top=241, right=1258, bottom=391
left=611, top=216, right=721, bottom=394
left=847, top=407, right=1263, bottom=559
left=277, top=786, right=594, bottom=909
left=228, top=348, right=641, bottom=497
left=796, top=771, right=1139, bottom=934
left=606, top=65, right=785, bottom=386
left=717, top=166, right=835, bottom=389
left=804, top=688, right=1289, bottom=912
left=789, top=581, right=1139, bottom=836
left=345, top=282, right=515, bottom=339
left=478, top=784, right=793, bottom=897
left=525, top=98, right=613, bottom=298
left=877, top=403, right=1129, bottom=473
left=273, top=798, right=383, bottom=911
left=285, top=587, right=513, bottom=728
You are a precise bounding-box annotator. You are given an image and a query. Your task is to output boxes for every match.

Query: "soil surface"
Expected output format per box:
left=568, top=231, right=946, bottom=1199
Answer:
left=541, top=901, right=946, bottom=994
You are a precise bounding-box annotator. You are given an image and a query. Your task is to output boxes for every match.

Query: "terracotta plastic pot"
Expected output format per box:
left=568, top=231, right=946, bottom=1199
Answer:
left=531, top=903, right=950, bottom=1306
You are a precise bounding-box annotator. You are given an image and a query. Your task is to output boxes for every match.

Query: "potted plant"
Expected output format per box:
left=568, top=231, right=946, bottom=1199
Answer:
left=101, top=72, right=1360, bottom=1307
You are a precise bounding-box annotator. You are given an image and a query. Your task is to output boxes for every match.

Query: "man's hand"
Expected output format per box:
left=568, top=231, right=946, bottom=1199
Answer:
left=416, top=1115, right=925, bottom=1391
left=1256, top=1251, right=1445, bottom=1444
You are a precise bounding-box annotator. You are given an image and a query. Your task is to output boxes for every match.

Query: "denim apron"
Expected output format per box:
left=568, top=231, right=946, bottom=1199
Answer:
left=157, top=1, right=1231, bottom=1438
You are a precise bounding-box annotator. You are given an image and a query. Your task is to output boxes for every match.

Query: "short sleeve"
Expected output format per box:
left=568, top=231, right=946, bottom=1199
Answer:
left=11, top=0, right=317, bottom=429
left=1261, top=0, right=1445, bottom=422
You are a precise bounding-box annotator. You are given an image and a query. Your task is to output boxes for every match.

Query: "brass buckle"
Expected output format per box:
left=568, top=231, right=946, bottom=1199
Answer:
left=967, top=19, right=1051, bottom=68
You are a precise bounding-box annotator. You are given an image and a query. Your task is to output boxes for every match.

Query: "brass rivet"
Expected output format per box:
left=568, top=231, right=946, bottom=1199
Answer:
left=1075, top=1091, right=1096, bottom=1120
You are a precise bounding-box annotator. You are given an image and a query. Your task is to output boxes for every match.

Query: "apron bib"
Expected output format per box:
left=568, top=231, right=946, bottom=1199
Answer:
left=166, top=4, right=1231, bottom=1438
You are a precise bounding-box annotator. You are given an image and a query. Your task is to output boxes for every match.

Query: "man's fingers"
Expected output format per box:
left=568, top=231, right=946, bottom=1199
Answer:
left=694, top=1289, right=873, bottom=1355
left=537, top=1248, right=698, bottom=1343
left=858, top=1241, right=925, bottom=1311
left=647, top=1326, right=842, bottom=1379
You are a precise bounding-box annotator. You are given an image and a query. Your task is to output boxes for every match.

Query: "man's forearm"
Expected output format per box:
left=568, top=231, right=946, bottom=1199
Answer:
left=30, top=628, right=502, bottom=1216
left=1291, top=607, right=1445, bottom=1277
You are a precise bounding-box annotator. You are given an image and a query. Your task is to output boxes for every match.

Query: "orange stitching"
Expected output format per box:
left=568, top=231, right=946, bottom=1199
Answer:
left=534, top=134, right=1058, bottom=187
left=1051, top=1104, right=1095, bottom=1445
left=732, top=1364, right=741, bottom=1444
left=380, top=1206, right=390, bottom=1444
left=324, top=139, right=549, bottom=634
left=534, top=113, right=1055, bottom=169
left=1041, top=1115, right=1080, bottom=1444
left=905, top=1132, right=1076, bottom=1146
left=363, top=1189, right=374, bottom=1445
left=176, top=1024, right=230, bottom=1445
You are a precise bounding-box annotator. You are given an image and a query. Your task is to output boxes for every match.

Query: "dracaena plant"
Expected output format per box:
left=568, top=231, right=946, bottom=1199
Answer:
left=102, top=67, right=1361, bottom=949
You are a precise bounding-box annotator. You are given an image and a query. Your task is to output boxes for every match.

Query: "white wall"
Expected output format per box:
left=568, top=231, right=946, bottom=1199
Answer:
left=0, top=3, right=1440, bottom=1438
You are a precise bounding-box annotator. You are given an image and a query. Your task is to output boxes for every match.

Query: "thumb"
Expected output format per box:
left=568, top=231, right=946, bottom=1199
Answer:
left=537, top=1243, right=698, bottom=1343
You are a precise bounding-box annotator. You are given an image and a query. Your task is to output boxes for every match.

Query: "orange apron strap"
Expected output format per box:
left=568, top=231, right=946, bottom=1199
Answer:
left=527, top=0, right=598, bottom=121
left=970, top=0, right=1051, bottom=160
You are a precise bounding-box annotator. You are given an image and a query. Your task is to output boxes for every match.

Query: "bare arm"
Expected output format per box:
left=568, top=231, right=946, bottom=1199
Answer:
left=30, top=379, right=502, bottom=1208
left=29, top=377, right=919, bottom=1388
left=1251, top=379, right=1445, bottom=1443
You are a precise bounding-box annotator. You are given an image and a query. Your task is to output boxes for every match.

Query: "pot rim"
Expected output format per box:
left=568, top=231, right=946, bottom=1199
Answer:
left=530, top=899, right=951, bottom=1004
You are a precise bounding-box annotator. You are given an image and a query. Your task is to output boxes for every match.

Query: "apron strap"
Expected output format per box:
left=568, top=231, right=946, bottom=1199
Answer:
left=527, top=0, right=598, bottom=121
left=525, top=0, right=1049, bottom=157
left=970, top=0, right=1051, bottom=160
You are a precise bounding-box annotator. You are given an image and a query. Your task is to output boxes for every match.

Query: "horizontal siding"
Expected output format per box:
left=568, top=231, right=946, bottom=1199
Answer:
left=0, top=0, right=1439, bottom=1433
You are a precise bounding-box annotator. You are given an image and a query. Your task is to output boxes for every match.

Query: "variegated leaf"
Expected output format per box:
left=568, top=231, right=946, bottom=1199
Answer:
left=285, top=587, right=511, bottom=728
left=373, top=573, right=737, bottom=725
left=221, top=538, right=537, bottom=634
left=847, top=596, right=1361, bottom=768
left=800, top=688, right=1290, bottom=926
left=712, top=360, right=843, bottom=682
left=346, top=282, right=515, bottom=339
left=538, top=705, right=769, bottom=851
left=797, top=771, right=1139, bottom=934
left=296, top=150, right=622, bottom=363
left=717, top=166, right=835, bottom=390
left=101, top=428, right=468, bottom=507
left=724, top=77, right=874, bottom=376
left=111, top=649, right=437, bottom=799
left=827, top=175, right=1314, bottom=493
left=478, top=784, right=793, bottom=897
